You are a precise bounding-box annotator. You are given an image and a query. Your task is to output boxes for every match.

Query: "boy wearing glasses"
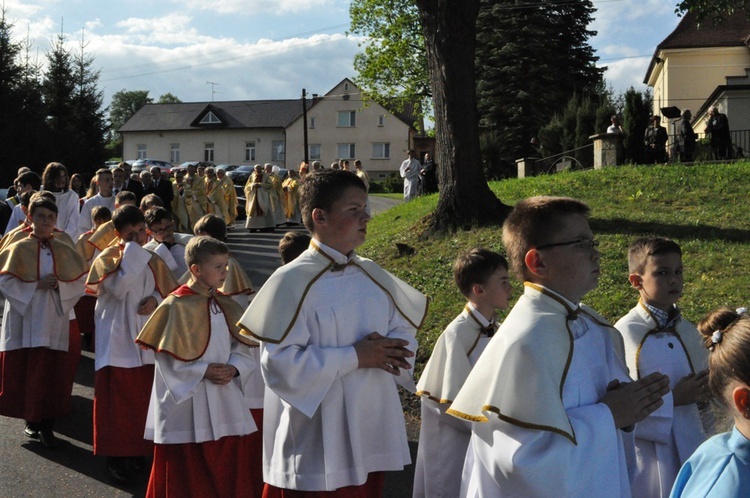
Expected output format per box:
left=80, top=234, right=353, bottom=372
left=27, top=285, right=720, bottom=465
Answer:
left=615, top=237, right=711, bottom=498
left=144, top=207, right=192, bottom=279
left=449, top=196, right=670, bottom=497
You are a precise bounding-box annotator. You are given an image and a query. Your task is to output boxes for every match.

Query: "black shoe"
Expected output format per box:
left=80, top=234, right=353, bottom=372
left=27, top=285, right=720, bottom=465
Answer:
left=107, top=457, right=130, bottom=484
left=23, top=423, right=39, bottom=439
left=38, top=429, right=58, bottom=449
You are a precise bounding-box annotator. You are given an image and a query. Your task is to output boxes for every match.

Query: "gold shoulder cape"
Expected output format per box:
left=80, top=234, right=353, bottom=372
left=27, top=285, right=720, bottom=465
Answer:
left=447, top=283, right=623, bottom=445
left=86, top=244, right=178, bottom=297
left=88, top=220, right=117, bottom=252
left=136, top=285, right=257, bottom=361
left=237, top=244, right=429, bottom=343
left=618, top=300, right=707, bottom=379
left=0, top=234, right=87, bottom=282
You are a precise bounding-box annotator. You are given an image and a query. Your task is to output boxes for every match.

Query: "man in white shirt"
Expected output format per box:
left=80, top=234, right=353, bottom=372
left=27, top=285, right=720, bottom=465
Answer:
left=400, top=150, right=421, bottom=202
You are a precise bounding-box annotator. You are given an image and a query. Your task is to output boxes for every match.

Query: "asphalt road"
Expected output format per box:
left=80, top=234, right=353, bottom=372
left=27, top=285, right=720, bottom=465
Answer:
left=0, top=195, right=415, bottom=498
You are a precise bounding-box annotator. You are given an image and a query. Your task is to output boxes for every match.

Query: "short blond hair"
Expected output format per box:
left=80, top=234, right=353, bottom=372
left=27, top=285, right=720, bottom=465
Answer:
left=502, top=196, right=590, bottom=280
left=185, top=236, right=229, bottom=267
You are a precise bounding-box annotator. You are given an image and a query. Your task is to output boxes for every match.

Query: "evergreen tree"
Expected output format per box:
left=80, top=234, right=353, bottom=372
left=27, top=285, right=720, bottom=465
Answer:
left=42, top=31, right=77, bottom=167
left=622, top=87, right=653, bottom=164
left=0, top=9, right=23, bottom=183
left=475, top=0, right=604, bottom=176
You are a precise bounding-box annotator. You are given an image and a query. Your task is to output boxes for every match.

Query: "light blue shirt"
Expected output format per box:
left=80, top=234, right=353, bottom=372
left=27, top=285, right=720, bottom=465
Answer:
left=670, top=426, right=750, bottom=497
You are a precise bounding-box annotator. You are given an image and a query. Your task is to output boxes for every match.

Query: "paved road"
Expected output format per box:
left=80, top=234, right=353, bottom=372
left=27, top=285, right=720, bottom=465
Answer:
left=0, top=195, right=415, bottom=498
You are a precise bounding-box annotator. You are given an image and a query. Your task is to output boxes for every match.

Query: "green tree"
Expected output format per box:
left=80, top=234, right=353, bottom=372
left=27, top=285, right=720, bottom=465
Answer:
left=0, top=8, right=23, bottom=184
left=675, top=0, right=748, bottom=23
left=158, top=92, right=181, bottom=104
left=349, top=0, right=430, bottom=118
left=42, top=31, right=77, bottom=167
left=109, top=89, right=152, bottom=133
left=622, top=87, right=653, bottom=164
left=475, top=0, right=604, bottom=176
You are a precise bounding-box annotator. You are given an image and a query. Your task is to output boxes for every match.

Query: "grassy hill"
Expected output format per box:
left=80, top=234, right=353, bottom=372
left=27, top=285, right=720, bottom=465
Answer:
left=361, top=161, right=750, bottom=374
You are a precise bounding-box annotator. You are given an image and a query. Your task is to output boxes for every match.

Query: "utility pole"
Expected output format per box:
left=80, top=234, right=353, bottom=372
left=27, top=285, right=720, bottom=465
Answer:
left=302, top=89, right=309, bottom=166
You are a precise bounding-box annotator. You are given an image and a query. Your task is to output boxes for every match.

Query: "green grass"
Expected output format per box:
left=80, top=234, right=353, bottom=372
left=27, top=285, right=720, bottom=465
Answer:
left=359, top=161, right=750, bottom=373
left=370, top=193, right=404, bottom=200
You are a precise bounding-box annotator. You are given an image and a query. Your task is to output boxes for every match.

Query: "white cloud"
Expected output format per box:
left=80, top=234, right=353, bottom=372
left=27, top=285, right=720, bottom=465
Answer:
left=599, top=56, right=651, bottom=93
left=174, top=0, right=340, bottom=15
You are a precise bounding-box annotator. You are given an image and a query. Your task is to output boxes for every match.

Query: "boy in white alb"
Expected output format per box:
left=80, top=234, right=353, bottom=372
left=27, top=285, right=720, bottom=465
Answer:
left=79, top=168, right=116, bottom=235
left=238, top=170, right=428, bottom=497
left=136, top=236, right=262, bottom=497
left=86, top=205, right=178, bottom=483
left=413, top=248, right=512, bottom=498
left=448, top=196, right=671, bottom=497
left=143, top=206, right=192, bottom=279
left=615, top=237, right=711, bottom=497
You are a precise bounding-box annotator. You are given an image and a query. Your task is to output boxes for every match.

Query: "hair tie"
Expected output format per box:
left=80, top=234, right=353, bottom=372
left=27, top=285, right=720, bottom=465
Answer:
left=737, top=307, right=748, bottom=315
left=711, top=330, right=723, bottom=346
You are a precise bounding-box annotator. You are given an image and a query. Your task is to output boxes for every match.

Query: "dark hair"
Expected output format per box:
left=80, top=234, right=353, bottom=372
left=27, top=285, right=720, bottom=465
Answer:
left=299, top=170, right=366, bottom=231
left=115, top=191, right=137, bottom=206
left=627, top=237, right=682, bottom=274
left=185, top=236, right=229, bottom=267
left=91, top=206, right=112, bottom=224
left=278, top=231, right=311, bottom=264
left=140, top=193, right=163, bottom=211
left=41, top=162, right=68, bottom=191
left=697, top=308, right=750, bottom=408
left=144, top=206, right=171, bottom=228
left=20, top=190, right=37, bottom=208
left=502, top=196, right=590, bottom=281
left=17, top=171, right=42, bottom=190
left=69, top=173, right=87, bottom=196
left=29, top=197, right=58, bottom=216
left=113, top=204, right=145, bottom=232
left=454, top=248, right=509, bottom=297
left=193, top=214, right=227, bottom=242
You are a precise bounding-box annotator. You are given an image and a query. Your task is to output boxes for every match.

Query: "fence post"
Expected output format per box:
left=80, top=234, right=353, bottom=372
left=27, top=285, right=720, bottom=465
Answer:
left=589, top=133, right=623, bottom=169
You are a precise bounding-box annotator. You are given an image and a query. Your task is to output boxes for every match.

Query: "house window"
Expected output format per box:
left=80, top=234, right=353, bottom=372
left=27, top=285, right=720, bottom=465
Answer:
left=170, top=144, right=180, bottom=164
left=272, top=141, right=285, bottom=162
left=337, top=143, right=355, bottom=160
left=200, top=112, right=221, bottom=124
left=337, top=111, right=356, bottom=127
left=344, top=82, right=349, bottom=91
left=309, top=144, right=321, bottom=160
left=204, top=143, right=214, bottom=162
left=378, top=115, right=385, bottom=127
left=372, top=143, right=390, bottom=159
left=309, top=117, right=316, bottom=129
left=137, top=144, right=147, bottom=159
left=245, top=142, right=256, bottom=162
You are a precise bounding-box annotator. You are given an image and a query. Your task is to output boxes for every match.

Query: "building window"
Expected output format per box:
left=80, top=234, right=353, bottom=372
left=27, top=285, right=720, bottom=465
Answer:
left=309, top=117, right=316, bottom=129
left=344, top=82, right=350, bottom=91
left=337, top=143, right=355, bottom=160
left=372, top=143, right=390, bottom=159
left=245, top=142, right=256, bottom=162
left=200, top=112, right=221, bottom=124
left=204, top=143, right=214, bottom=162
left=309, top=144, right=321, bottom=160
left=337, top=111, right=356, bottom=127
left=137, top=144, right=147, bottom=159
left=170, top=144, right=180, bottom=164
left=272, top=140, right=285, bottom=162
left=378, top=115, right=385, bottom=127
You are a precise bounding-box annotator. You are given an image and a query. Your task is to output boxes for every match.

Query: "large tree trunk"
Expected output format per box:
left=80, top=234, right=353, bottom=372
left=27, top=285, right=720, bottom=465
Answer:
left=415, top=0, right=510, bottom=234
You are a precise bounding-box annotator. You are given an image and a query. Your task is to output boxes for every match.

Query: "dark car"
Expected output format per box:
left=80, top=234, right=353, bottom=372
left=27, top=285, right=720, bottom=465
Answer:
left=227, top=165, right=255, bottom=185
left=215, top=164, right=240, bottom=173
left=171, top=161, right=214, bottom=175
left=132, top=158, right=173, bottom=175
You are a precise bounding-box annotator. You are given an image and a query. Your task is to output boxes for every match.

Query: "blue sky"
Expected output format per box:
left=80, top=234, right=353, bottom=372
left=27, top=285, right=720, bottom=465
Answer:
left=4, top=0, right=682, bottom=110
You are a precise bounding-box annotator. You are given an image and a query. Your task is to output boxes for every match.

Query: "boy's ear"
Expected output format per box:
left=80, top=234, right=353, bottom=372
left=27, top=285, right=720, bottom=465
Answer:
left=733, top=386, right=750, bottom=419
left=189, top=263, right=201, bottom=278
left=524, top=249, right=546, bottom=277
left=628, top=273, right=643, bottom=289
left=471, top=283, right=484, bottom=296
left=311, top=208, right=327, bottom=226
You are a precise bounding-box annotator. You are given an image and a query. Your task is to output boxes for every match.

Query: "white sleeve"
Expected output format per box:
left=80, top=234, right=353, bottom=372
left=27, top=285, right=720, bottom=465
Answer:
left=0, top=273, right=36, bottom=315
left=78, top=201, right=93, bottom=235
left=98, top=242, right=152, bottom=300
left=261, top=316, right=360, bottom=418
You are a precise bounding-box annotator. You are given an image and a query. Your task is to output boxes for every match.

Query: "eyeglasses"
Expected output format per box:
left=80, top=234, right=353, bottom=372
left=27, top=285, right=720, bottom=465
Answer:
left=536, top=238, right=599, bottom=251
left=152, top=224, right=174, bottom=235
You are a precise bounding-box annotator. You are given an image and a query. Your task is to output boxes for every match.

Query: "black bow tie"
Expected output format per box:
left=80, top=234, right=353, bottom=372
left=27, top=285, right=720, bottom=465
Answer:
left=481, top=323, right=496, bottom=337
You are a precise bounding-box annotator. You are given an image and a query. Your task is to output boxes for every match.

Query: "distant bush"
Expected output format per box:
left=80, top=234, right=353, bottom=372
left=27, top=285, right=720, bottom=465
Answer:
left=383, top=173, right=403, bottom=194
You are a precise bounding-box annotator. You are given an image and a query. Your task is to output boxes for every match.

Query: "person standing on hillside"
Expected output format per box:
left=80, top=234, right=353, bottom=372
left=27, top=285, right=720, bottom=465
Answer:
left=705, top=107, right=732, bottom=160
left=644, top=116, right=668, bottom=164
left=400, top=150, right=421, bottom=202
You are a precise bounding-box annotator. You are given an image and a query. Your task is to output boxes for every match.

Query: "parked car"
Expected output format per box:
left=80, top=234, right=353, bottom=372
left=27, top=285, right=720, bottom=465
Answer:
left=171, top=161, right=214, bottom=175
left=227, top=165, right=255, bottom=185
left=132, top=158, right=173, bottom=175
left=215, top=164, right=240, bottom=173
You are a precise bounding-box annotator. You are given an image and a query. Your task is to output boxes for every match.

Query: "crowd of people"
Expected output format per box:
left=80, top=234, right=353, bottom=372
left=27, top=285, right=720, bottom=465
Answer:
left=2, top=160, right=750, bottom=498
